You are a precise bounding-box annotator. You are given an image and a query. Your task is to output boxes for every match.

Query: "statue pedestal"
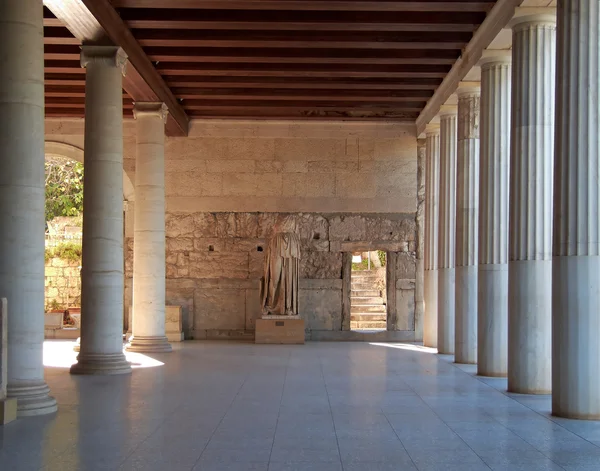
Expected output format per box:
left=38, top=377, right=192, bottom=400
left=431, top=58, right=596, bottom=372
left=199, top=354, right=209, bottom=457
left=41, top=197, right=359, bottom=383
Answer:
left=255, top=316, right=305, bottom=345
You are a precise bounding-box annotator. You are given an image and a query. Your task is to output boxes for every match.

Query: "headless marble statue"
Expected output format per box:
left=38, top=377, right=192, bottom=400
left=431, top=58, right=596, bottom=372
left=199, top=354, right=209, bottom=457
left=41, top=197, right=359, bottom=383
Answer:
left=260, top=216, right=301, bottom=316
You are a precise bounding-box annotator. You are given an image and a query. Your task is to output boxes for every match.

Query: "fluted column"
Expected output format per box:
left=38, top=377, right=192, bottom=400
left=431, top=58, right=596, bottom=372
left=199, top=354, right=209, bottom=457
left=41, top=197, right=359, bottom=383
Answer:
left=455, top=86, right=480, bottom=364
left=478, top=53, right=511, bottom=377
left=424, top=124, right=440, bottom=348
left=71, top=46, right=132, bottom=375
left=0, top=0, right=57, bottom=416
left=437, top=107, right=457, bottom=355
left=127, top=103, right=172, bottom=353
left=552, top=0, right=600, bottom=419
left=508, top=9, right=556, bottom=394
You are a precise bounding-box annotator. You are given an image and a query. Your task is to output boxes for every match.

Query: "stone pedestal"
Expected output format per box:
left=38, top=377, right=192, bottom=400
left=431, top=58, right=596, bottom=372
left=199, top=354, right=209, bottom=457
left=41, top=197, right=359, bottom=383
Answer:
left=255, top=317, right=305, bottom=344
left=127, top=102, right=171, bottom=353
left=552, top=0, right=600, bottom=419
left=477, top=52, right=511, bottom=378
left=0, top=0, right=57, bottom=416
left=71, top=46, right=131, bottom=375
left=507, top=9, right=556, bottom=394
left=437, top=107, right=457, bottom=355
left=455, top=86, right=480, bottom=365
left=424, top=125, right=440, bottom=348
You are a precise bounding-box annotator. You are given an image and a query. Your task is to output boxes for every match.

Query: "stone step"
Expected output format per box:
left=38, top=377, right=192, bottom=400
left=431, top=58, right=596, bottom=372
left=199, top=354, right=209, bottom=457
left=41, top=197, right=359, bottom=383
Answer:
left=350, top=296, right=385, bottom=305
left=352, top=275, right=380, bottom=282
left=351, top=304, right=387, bottom=313
left=351, top=321, right=387, bottom=329
left=351, top=314, right=387, bottom=322
left=351, top=283, right=379, bottom=291
left=351, top=289, right=381, bottom=297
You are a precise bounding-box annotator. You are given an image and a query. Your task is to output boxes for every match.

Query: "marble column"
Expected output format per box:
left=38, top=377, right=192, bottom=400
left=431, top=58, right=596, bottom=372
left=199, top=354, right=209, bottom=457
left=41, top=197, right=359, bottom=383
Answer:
left=127, top=103, right=172, bottom=353
left=455, top=86, right=480, bottom=364
left=424, top=124, right=440, bottom=348
left=71, top=46, right=132, bottom=375
left=552, top=0, right=600, bottom=419
left=437, top=107, right=457, bottom=355
left=477, top=53, right=511, bottom=377
left=508, top=9, right=556, bottom=394
left=0, top=0, right=57, bottom=416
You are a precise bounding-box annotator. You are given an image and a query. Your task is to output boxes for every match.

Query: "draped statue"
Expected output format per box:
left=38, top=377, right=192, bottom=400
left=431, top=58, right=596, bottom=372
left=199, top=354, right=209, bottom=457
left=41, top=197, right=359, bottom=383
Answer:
left=260, top=216, right=301, bottom=316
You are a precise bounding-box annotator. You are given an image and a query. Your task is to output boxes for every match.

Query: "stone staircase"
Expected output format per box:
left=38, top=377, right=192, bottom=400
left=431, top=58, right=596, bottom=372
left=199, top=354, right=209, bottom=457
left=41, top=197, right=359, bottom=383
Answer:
left=350, top=270, right=387, bottom=330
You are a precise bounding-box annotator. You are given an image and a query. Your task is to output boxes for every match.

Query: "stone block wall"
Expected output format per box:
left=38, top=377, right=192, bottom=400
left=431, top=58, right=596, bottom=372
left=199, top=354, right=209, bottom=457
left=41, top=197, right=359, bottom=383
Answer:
left=125, top=212, right=417, bottom=339
left=44, top=258, right=81, bottom=310
left=46, top=118, right=423, bottom=340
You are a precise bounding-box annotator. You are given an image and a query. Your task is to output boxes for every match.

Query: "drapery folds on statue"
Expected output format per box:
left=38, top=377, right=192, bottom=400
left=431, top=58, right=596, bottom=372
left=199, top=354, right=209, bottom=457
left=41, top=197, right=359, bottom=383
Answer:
left=260, top=218, right=301, bottom=317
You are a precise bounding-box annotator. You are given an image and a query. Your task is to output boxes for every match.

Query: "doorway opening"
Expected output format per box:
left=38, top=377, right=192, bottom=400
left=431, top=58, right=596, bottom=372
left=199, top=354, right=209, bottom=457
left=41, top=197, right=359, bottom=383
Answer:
left=350, top=251, right=387, bottom=332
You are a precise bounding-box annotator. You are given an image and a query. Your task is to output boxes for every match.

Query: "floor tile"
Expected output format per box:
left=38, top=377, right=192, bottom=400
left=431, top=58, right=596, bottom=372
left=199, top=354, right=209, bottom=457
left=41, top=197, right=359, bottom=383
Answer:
left=3, top=340, right=600, bottom=471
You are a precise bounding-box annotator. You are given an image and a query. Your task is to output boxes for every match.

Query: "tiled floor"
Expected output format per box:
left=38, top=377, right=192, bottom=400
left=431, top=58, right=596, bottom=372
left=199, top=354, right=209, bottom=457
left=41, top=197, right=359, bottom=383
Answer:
left=1, top=341, right=599, bottom=471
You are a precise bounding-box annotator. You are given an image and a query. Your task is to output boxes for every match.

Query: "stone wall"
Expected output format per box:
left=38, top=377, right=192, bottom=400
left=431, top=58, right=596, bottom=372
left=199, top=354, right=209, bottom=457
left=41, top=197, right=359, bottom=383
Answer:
left=125, top=212, right=417, bottom=339
left=44, top=258, right=81, bottom=310
left=46, top=118, right=421, bottom=340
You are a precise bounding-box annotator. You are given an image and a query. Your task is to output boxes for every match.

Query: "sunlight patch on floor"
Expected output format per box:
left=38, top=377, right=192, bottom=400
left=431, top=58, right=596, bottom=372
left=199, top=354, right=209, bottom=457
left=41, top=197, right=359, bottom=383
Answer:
left=369, top=342, right=438, bottom=354
left=43, top=340, right=164, bottom=369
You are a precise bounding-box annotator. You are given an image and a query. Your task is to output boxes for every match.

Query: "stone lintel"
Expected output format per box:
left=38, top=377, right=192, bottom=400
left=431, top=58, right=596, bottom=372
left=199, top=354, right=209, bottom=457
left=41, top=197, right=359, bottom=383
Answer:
left=331, top=241, right=410, bottom=253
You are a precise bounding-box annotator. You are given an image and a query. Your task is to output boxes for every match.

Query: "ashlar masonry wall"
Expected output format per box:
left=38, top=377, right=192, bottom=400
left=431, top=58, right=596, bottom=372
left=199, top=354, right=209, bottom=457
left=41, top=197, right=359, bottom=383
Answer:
left=46, top=119, right=424, bottom=341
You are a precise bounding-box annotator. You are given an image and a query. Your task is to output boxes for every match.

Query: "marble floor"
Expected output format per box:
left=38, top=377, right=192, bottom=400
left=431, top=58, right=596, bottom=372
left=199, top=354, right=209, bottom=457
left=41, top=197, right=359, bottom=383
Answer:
left=1, top=341, right=599, bottom=471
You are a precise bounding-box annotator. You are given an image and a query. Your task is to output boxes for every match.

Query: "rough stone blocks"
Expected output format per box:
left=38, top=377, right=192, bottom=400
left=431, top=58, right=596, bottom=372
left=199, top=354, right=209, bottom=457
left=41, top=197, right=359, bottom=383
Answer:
left=255, top=318, right=305, bottom=344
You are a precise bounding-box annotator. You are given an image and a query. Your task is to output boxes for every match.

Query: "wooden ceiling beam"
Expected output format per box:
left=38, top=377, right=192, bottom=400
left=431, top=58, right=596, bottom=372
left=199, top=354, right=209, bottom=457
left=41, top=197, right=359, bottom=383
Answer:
left=156, top=70, right=447, bottom=79
left=44, top=0, right=189, bottom=136
left=164, top=78, right=442, bottom=90
left=123, top=20, right=478, bottom=32
left=172, top=89, right=433, bottom=100
left=110, top=1, right=494, bottom=13
left=136, top=39, right=466, bottom=50
left=181, top=103, right=426, bottom=111
left=44, top=51, right=457, bottom=65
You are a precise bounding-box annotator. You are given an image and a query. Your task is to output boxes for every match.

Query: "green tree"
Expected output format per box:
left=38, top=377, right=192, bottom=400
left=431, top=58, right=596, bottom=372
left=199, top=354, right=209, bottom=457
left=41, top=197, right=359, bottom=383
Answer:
left=45, top=156, right=84, bottom=222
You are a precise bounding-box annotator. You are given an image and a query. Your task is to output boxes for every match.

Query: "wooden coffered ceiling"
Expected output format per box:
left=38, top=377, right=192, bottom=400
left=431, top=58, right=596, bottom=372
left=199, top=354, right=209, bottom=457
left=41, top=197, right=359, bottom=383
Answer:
left=43, top=0, right=497, bottom=133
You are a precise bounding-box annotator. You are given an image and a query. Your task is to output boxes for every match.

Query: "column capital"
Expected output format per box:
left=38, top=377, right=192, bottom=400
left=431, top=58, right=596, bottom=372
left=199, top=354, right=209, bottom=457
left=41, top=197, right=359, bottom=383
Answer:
left=133, top=102, right=169, bottom=123
left=509, top=7, right=556, bottom=31
left=479, top=50, right=512, bottom=69
left=456, top=81, right=481, bottom=98
left=425, top=123, right=440, bottom=136
left=438, top=104, right=457, bottom=119
left=80, top=45, right=128, bottom=76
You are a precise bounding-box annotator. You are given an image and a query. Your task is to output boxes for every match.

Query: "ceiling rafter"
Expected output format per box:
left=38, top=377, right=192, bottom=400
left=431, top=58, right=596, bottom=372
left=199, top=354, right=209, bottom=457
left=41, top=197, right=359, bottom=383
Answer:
left=44, top=0, right=189, bottom=136
left=43, top=0, right=499, bottom=123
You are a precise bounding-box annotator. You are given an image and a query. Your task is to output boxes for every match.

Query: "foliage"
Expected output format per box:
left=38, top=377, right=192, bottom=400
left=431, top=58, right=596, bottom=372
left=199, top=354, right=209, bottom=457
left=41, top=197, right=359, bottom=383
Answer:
left=352, top=259, right=370, bottom=271
left=46, top=299, right=62, bottom=312
left=351, top=251, right=387, bottom=271
left=45, top=156, right=84, bottom=223
left=45, top=242, right=83, bottom=264
left=377, top=250, right=387, bottom=267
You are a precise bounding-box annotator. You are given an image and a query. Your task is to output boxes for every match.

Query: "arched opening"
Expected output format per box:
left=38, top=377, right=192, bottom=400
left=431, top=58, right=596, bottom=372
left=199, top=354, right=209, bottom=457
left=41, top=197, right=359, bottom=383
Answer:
left=43, top=141, right=134, bottom=338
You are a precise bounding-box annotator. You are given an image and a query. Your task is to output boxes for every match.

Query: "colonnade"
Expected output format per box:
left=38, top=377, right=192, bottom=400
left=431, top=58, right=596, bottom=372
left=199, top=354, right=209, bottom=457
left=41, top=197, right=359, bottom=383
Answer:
left=423, top=3, right=600, bottom=419
left=0, top=0, right=170, bottom=415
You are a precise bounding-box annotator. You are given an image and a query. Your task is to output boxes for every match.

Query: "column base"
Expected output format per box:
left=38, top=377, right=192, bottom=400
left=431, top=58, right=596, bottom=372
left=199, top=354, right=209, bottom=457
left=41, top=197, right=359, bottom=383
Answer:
left=7, top=381, right=58, bottom=417
left=70, top=352, right=132, bottom=375
left=126, top=336, right=172, bottom=353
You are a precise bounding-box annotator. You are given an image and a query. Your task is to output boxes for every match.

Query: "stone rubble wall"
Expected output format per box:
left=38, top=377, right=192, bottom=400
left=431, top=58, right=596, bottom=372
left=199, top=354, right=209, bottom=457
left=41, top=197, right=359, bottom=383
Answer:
left=125, top=212, right=417, bottom=339
left=46, top=118, right=421, bottom=339
left=44, top=258, right=81, bottom=309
